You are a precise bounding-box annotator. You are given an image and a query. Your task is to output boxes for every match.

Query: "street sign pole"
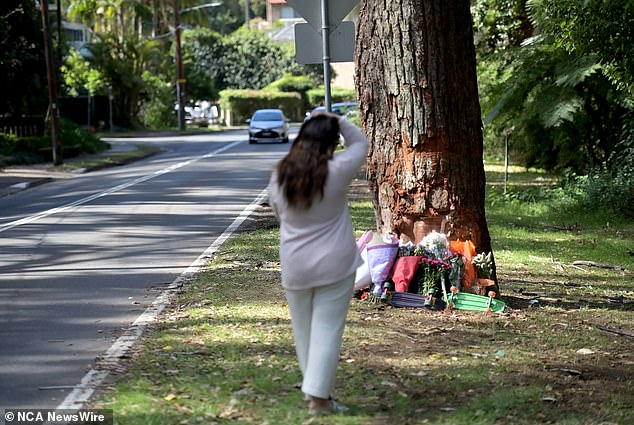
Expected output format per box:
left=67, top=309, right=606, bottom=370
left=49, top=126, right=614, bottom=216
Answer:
left=321, top=0, right=332, bottom=112
left=288, top=0, right=357, bottom=111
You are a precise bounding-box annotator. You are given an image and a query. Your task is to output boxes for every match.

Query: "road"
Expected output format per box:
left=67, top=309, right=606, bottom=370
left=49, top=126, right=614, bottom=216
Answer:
left=0, top=129, right=293, bottom=410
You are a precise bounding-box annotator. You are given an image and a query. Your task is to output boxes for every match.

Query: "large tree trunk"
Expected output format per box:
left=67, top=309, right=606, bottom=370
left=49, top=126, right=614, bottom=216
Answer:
left=356, top=0, right=498, bottom=286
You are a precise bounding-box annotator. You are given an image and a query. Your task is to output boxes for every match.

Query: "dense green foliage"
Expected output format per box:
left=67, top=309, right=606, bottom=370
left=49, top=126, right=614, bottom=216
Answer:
left=264, top=74, right=317, bottom=110
left=475, top=0, right=633, bottom=216
left=219, top=89, right=303, bottom=123
left=264, top=73, right=316, bottom=94
left=60, top=49, right=105, bottom=96
left=0, top=0, right=47, bottom=117
left=530, top=0, right=634, bottom=93
left=306, top=87, right=357, bottom=108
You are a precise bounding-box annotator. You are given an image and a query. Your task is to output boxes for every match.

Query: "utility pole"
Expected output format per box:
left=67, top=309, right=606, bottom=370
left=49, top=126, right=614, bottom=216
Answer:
left=39, top=0, right=62, bottom=165
left=174, top=0, right=186, bottom=130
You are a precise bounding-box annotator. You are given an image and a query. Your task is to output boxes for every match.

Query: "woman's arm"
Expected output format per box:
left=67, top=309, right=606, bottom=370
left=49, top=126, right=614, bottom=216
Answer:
left=331, top=117, right=369, bottom=182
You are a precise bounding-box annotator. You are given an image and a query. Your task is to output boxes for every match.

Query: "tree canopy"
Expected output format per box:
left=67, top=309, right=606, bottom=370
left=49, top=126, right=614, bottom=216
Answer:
left=476, top=0, right=634, bottom=173
left=0, top=0, right=47, bottom=116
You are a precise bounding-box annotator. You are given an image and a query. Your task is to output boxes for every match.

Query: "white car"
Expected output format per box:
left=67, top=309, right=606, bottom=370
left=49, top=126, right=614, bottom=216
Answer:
left=247, top=109, right=290, bottom=144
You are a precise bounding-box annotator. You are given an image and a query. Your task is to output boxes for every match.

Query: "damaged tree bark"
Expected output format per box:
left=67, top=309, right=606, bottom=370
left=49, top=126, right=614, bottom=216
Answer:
left=356, top=0, right=497, bottom=286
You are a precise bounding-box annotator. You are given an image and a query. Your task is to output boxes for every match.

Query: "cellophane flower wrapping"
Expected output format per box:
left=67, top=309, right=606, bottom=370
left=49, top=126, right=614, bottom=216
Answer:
left=449, top=240, right=477, bottom=289
left=354, top=231, right=375, bottom=290
left=391, top=255, right=423, bottom=292
left=366, top=243, right=399, bottom=295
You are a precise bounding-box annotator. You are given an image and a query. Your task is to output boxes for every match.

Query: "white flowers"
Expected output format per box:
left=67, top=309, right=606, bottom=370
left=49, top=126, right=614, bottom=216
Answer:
left=472, top=252, right=493, bottom=278
left=421, top=231, right=450, bottom=260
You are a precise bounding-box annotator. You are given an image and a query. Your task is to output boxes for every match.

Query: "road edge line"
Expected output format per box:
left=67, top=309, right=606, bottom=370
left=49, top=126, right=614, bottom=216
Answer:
left=53, top=187, right=269, bottom=412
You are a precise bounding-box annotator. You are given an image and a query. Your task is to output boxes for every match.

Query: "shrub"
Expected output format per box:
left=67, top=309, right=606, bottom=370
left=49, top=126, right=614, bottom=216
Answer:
left=0, top=119, right=108, bottom=165
left=265, top=74, right=317, bottom=111
left=265, top=74, right=316, bottom=93
left=556, top=163, right=634, bottom=218
left=306, top=87, right=357, bottom=108
left=140, top=71, right=177, bottom=129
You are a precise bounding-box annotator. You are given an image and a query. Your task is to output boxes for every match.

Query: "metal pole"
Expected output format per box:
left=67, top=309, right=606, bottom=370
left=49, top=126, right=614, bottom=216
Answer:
left=39, top=0, right=62, bottom=165
left=108, top=87, right=113, bottom=131
left=321, top=0, right=332, bottom=112
left=504, top=131, right=509, bottom=194
left=244, top=0, right=250, bottom=29
left=174, top=0, right=186, bottom=130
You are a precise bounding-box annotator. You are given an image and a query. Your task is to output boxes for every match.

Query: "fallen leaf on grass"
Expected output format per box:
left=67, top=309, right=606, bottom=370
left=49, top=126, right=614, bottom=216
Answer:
left=576, top=348, right=595, bottom=355
left=164, top=393, right=177, bottom=401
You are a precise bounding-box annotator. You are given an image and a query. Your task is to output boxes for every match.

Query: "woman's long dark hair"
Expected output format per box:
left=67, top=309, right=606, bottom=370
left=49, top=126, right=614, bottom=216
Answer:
left=277, top=114, right=340, bottom=210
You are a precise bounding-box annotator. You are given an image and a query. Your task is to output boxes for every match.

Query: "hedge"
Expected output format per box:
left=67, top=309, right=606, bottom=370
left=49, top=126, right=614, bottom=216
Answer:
left=219, top=89, right=303, bottom=125
left=264, top=74, right=317, bottom=111
left=306, top=87, right=357, bottom=109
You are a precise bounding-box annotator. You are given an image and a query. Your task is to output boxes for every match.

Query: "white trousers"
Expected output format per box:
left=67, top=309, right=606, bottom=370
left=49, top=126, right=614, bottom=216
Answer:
left=285, top=274, right=355, bottom=399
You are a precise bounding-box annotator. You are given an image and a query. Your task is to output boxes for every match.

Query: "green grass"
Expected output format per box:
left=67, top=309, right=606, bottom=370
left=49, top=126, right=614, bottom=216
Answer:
left=92, top=165, right=634, bottom=425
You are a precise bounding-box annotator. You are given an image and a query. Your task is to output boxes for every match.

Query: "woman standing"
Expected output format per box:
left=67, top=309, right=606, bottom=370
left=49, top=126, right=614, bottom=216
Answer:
left=268, top=113, right=368, bottom=415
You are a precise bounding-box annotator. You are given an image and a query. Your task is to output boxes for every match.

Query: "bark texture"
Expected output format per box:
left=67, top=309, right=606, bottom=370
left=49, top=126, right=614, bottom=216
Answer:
left=356, top=0, right=496, bottom=281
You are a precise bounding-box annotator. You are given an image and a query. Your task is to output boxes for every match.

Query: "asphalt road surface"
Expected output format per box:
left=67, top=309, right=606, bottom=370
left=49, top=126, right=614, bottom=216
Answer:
left=0, top=129, right=293, bottom=410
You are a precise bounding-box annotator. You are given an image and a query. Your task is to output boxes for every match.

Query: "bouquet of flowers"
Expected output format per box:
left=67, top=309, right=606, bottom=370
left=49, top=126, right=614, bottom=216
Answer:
left=418, top=257, right=451, bottom=295
left=390, top=242, right=422, bottom=292
left=415, top=232, right=472, bottom=305
left=365, top=233, right=399, bottom=299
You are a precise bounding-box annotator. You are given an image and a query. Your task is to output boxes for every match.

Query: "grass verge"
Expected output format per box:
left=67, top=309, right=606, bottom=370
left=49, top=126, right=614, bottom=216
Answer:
left=55, top=145, right=162, bottom=172
left=92, top=168, right=633, bottom=425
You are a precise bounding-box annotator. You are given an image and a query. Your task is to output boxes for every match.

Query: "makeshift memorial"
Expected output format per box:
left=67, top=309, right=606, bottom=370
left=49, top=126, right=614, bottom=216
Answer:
left=355, top=229, right=505, bottom=313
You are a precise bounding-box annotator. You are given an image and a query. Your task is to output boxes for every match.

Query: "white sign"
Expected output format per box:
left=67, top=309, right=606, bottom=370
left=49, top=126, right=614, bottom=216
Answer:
left=286, top=0, right=357, bottom=32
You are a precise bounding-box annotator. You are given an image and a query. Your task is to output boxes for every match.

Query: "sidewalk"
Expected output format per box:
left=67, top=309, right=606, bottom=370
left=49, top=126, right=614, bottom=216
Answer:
left=0, top=141, right=141, bottom=198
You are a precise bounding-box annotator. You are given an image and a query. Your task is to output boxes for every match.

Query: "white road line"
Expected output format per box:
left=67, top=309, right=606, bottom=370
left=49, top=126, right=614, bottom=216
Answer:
left=54, top=187, right=269, bottom=412
left=0, top=141, right=242, bottom=234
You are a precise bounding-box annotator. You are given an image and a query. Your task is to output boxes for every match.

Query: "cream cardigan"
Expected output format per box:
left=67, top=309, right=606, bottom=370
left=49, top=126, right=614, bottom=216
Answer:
left=268, top=118, right=369, bottom=290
